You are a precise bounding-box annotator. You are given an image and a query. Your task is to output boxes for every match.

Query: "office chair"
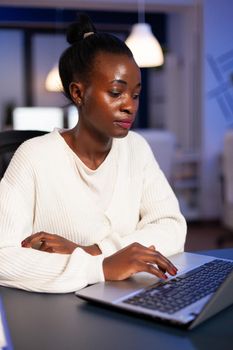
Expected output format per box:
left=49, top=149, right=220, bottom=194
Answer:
left=0, top=130, right=48, bottom=179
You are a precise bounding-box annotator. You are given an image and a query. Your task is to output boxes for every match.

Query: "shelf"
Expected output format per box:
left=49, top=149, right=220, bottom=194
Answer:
left=173, top=179, right=199, bottom=190
left=172, top=151, right=201, bottom=221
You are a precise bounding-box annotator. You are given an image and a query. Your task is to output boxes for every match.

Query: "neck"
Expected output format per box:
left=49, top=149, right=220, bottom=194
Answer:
left=62, top=123, right=112, bottom=170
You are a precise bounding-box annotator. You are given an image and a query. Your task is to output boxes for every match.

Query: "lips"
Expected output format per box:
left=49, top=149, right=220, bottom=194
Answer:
left=114, top=119, right=134, bottom=130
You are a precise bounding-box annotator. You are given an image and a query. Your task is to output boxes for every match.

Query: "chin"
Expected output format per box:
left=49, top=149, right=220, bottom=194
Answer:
left=112, top=129, right=130, bottom=138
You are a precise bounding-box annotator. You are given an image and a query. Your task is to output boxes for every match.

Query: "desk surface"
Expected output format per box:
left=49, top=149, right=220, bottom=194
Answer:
left=1, top=249, right=233, bottom=350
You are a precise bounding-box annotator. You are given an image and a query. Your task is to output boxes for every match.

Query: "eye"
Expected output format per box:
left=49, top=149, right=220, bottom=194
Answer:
left=109, top=91, right=121, bottom=98
left=133, top=93, right=140, bottom=100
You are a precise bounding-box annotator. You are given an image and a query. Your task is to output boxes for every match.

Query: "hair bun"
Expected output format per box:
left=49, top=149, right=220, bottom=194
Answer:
left=66, top=13, right=97, bottom=45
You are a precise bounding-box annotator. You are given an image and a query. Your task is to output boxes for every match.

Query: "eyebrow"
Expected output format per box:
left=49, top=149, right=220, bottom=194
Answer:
left=110, top=79, right=142, bottom=88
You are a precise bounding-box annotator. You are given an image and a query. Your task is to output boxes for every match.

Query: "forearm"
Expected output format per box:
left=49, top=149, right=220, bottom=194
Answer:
left=21, top=231, right=102, bottom=256
left=99, top=215, right=186, bottom=258
left=0, top=246, right=104, bottom=293
left=120, top=216, right=186, bottom=256
left=99, top=187, right=187, bottom=258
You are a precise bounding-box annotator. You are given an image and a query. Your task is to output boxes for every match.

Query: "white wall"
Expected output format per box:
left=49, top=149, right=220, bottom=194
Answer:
left=200, top=0, right=233, bottom=218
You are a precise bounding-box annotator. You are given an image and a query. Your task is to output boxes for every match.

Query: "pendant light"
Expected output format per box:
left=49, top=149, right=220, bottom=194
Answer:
left=45, top=64, right=62, bottom=92
left=45, top=9, right=63, bottom=92
left=125, top=0, right=164, bottom=67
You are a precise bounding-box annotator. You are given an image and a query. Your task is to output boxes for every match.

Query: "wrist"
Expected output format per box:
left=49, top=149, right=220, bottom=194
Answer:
left=91, top=244, right=102, bottom=256
left=82, top=244, right=102, bottom=256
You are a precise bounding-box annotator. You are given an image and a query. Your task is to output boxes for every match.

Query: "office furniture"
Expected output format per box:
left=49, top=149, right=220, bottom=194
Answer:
left=219, top=130, right=233, bottom=245
left=0, top=249, right=232, bottom=350
left=136, top=129, right=175, bottom=180
left=0, top=130, right=48, bottom=179
left=172, top=152, right=200, bottom=221
left=12, top=107, right=64, bottom=132
left=135, top=129, right=201, bottom=220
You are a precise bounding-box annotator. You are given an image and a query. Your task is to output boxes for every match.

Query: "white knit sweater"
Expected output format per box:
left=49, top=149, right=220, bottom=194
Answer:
left=0, top=129, right=186, bottom=293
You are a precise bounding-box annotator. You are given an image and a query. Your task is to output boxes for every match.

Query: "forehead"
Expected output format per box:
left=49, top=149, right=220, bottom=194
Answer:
left=91, top=52, right=141, bottom=85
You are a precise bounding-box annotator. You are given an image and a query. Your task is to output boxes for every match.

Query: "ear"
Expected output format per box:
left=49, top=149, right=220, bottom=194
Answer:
left=69, top=82, right=84, bottom=106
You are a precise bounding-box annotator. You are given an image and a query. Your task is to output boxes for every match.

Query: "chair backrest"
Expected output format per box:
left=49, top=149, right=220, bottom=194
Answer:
left=0, top=130, right=48, bottom=179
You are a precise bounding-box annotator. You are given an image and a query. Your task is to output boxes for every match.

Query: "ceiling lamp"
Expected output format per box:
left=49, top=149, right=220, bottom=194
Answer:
left=45, top=64, right=63, bottom=92
left=125, top=0, right=164, bottom=68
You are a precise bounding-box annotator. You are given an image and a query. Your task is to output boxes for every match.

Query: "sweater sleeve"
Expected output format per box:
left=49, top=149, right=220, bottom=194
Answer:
left=98, top=139, right=187, bottom=258
left=0, top=146, right=104, bottom=293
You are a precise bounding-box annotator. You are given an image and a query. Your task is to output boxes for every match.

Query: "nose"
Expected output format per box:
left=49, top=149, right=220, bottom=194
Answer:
left=120, top=95, right=138, bottom=115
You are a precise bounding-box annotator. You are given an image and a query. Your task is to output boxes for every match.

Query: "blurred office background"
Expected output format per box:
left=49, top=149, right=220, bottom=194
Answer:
left=0, top=0, right=233, bottom=250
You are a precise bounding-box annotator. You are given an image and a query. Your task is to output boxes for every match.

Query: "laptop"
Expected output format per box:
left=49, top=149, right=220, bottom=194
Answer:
left=75, top=252, right=233, bottom=330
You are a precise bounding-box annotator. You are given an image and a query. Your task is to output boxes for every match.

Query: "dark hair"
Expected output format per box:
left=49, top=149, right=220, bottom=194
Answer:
left=59, top=14, right=133, bottom=101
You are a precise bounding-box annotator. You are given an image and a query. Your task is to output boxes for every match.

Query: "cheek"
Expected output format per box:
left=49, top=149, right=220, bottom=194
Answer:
left=102, top=94, right=119, bottom=109
left=97, top=95, right=120, bottom=115
left=83, top=90, right=120, bottom=119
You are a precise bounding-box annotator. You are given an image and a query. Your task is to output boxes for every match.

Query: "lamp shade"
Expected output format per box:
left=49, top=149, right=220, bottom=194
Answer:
left=125, top=23, right=164, bottom=68
left=45, top=65, right=63, bottom=92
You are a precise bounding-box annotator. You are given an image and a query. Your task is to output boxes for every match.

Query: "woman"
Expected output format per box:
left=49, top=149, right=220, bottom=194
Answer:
left=0, top=14, right=186, bottom=293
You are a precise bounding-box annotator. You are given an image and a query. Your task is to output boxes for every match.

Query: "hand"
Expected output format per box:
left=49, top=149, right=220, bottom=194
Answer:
left=103, top=242, right=178, bottom=281
left=21, top=232, right=102, bottom=256
left=21, top=232, right=78, bottom=254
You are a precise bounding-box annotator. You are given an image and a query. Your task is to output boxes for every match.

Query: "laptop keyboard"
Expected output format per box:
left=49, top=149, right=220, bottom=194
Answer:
left=123, top=259, right=233, bottom=314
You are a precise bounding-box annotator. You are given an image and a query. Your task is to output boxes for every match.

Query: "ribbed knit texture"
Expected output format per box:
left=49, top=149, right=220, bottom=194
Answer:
left=0, top=130, right=186, bottom=293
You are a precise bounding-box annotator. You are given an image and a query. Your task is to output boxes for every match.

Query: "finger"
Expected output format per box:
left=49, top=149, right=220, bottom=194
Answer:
left=158, top=266, right=166, bottom=274
left=22, top=237, right=43, bottom=248
left=21, top=232, right=47, bottom=246
left=39, top=241, right=55, bottom=253
left=147, top=264, right=168, bottom=280
left=45, top=247, right=55, bottom=253
left=22, top=232, right=55, bottom=247
left=148, top=245, right=156, bottom=251
left=136, top=261, right=168, bottom=280
left=128, top=244, right=177, bottom=275
left=139, top=252, right=177, bottom=276
left=148, top=250, right=178, bottom=272
left=131, top=244, right=176, bottom=270
left=31, top=239, right=44, bottom=250
left=39, top=240, right=66, bottom=254
left=21, top=232, right=43, bottom=246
